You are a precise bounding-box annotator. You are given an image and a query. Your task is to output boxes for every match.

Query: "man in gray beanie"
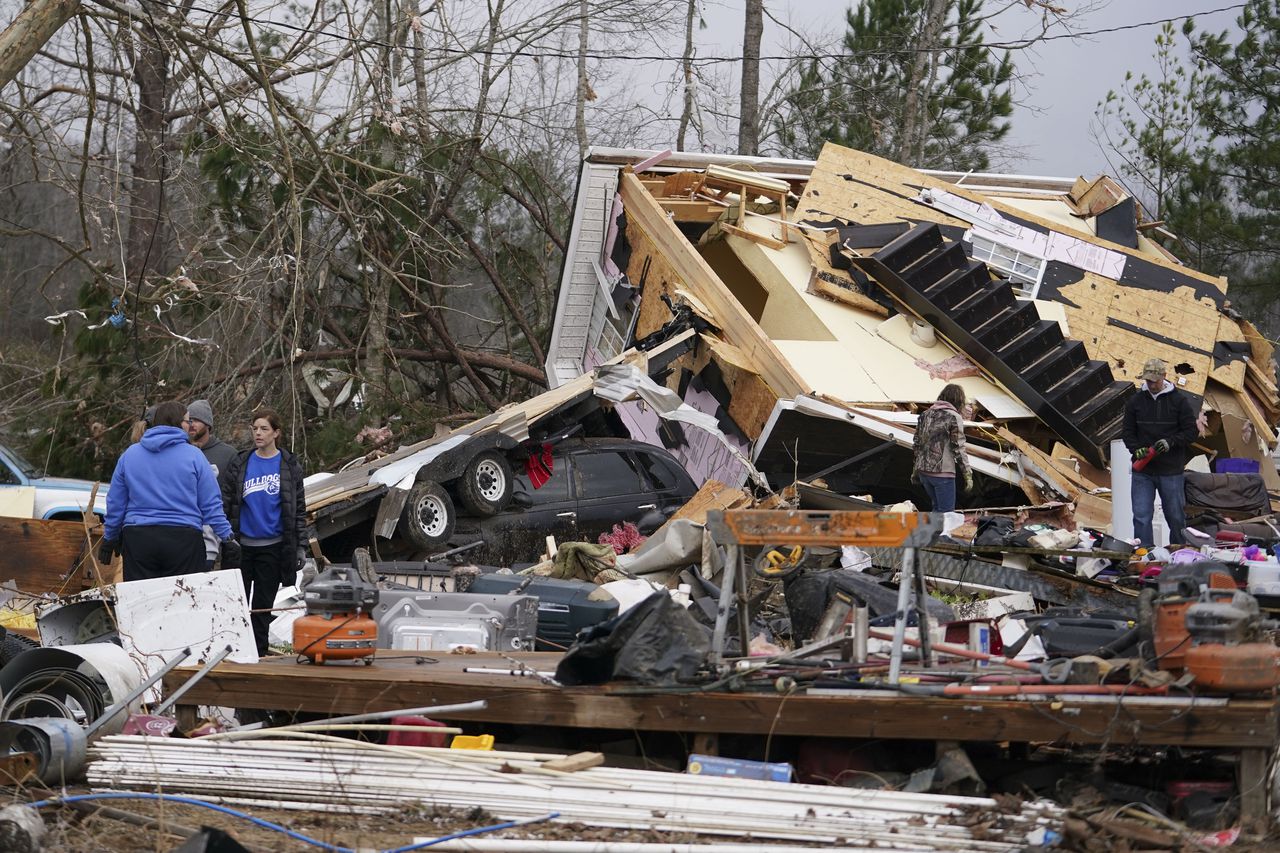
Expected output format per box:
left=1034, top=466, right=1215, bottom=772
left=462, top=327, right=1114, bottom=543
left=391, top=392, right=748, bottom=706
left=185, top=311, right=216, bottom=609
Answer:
left=187, top=399, right=238, bottom=477
left=188, top=400, right=239, bottom=570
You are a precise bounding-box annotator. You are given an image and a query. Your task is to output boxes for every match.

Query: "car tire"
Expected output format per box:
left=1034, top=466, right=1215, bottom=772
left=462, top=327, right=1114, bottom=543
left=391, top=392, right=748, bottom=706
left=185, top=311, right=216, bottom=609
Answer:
left=398, top=480, right=455, bottom=551
left=458, top=451, right=514, bottom=517
left=0, top=632, right=39, bottom=667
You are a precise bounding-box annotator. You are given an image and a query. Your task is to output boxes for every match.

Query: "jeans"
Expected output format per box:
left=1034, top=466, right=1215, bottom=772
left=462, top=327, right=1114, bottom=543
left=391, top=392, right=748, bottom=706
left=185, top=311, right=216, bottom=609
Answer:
left=1131, top=471, right=1186, bottom=547
left=919, top=475, right=957, bottom=513
left=241, top=543, right=286, bottom=655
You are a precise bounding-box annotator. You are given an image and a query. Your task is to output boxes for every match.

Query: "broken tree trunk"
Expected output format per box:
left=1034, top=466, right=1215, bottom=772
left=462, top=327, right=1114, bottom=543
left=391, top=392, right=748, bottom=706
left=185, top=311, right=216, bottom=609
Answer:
left=0, top=0, right=80, bottom=90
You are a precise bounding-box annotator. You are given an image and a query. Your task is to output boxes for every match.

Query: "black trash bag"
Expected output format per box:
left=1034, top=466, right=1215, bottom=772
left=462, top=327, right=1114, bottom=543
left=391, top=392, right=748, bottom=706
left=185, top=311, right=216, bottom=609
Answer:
left=555, top=592, right=710, bottom=686
left=974, top=516, right=1014, bottom=546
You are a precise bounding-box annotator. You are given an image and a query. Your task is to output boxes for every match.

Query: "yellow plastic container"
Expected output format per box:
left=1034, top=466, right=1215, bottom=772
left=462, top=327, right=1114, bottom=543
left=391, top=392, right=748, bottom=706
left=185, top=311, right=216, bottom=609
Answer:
left=450, top=734, right=495, bottom=751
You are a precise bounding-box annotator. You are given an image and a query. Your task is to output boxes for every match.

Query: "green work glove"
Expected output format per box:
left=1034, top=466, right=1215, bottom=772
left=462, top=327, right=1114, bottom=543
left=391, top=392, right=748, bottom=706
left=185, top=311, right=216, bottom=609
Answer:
left=1132, top=446, right=1150, bottom=461
left=963, top=470, right=973, bottom=493
left=1153, top=439, right=1170, bottom=454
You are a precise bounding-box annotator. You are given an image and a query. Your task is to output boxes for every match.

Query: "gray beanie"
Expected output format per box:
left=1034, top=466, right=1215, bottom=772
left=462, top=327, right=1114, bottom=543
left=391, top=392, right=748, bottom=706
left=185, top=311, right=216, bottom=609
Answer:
left=188, top=399, right=214, bottom=427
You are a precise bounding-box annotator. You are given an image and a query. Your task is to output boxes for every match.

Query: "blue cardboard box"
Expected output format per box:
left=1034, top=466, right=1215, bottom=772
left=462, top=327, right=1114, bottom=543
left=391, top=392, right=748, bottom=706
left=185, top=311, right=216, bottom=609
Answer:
left=686, top=753, right=793, bottom=782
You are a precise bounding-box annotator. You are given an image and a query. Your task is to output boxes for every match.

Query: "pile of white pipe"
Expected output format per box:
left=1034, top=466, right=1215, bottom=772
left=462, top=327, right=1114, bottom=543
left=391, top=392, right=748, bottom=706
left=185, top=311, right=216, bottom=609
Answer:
left=87, top=736, right=1064, bottom=850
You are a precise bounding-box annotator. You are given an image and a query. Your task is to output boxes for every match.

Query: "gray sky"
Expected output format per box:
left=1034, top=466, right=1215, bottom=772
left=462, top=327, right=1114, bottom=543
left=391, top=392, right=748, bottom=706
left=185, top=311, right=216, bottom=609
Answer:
left=697, top=0, right=1245, bottom=179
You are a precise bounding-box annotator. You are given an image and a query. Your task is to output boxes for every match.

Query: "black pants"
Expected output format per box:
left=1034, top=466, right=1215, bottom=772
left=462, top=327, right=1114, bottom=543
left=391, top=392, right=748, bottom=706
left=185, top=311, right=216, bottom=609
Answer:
left=121, top=525, right=206, bottom=582
left=242, top=543, right=286, bottom=655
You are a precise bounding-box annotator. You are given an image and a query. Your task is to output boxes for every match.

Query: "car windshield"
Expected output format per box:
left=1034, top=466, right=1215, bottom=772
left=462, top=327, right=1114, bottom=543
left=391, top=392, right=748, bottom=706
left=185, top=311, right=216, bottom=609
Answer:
left=3, top=445, right=44, bottom=478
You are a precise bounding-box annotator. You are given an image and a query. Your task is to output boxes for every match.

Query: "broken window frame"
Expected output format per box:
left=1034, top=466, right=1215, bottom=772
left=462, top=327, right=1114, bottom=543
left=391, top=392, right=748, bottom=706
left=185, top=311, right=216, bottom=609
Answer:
left=966, top=232, right=1048, bottom=300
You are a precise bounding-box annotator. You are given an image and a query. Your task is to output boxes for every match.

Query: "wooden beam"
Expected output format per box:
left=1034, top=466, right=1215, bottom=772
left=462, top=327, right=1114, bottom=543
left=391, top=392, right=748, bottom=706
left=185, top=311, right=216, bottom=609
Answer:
left=619, top=171, right=807, bottom=398
left=655, top=198, right=728, bottom=223
left=169, top=653, right=1280, bottom=750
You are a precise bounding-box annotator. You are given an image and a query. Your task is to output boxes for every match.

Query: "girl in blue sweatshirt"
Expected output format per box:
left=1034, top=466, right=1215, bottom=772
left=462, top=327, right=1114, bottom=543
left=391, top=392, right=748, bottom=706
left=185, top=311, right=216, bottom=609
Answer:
left=220, top=408, right=308, bottom=655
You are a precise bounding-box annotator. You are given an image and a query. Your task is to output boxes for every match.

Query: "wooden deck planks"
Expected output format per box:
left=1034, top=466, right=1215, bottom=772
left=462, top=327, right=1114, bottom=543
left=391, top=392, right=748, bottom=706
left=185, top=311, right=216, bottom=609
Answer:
left=169, top=652, right=1279, bottom=749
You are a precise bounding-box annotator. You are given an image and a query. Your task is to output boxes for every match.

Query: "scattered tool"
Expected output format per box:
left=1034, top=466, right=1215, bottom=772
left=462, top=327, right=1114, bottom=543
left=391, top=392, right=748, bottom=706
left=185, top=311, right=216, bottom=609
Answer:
left=753, top=544, right=807, bottom=580
left=294, top=547, right=380, bottom=664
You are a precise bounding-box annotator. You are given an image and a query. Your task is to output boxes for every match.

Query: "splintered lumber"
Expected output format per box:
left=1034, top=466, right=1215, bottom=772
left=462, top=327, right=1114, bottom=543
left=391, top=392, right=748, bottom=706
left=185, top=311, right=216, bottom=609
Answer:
left=619, top=171, right=807, bottom=398
left=541, top=751, right=603, bottom=772
left=664, top=479, right=752, bottom=526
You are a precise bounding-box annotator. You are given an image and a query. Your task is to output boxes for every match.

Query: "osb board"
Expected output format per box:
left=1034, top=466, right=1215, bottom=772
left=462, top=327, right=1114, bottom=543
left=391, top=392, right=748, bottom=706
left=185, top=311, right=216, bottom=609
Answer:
left=723, top=365, right=778, bottom=441
left=1209, top=313, right=1248, bottom=392
left=797, top=144, right=1229, bottom=397
left=666, top=479, right=751, bottom=526
left=1052, top=273, right=1216, bottom=396
left=620, top=172, right=808, bottom=399
left=1241, top=319, right=1277, bottom=381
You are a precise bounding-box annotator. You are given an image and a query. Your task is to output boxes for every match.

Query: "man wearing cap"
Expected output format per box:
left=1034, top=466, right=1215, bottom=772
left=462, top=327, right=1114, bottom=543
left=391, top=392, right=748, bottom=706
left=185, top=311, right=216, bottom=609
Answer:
left=187, top=399, right=238, bottom=476
left=1122, top=358, right=1199, bottom=547
left=188, top=399, right=238, bottom=568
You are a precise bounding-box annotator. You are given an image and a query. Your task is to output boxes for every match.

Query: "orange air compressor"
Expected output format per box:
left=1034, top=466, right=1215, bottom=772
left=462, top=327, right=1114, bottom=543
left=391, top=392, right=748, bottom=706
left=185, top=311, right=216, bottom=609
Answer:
left=294, top=549, right=380, bottom=664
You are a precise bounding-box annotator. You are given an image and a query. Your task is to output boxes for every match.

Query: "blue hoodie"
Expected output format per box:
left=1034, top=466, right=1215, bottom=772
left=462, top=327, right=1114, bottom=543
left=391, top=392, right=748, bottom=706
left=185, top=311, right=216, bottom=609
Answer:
left=104, top=426, right=233, bottom=542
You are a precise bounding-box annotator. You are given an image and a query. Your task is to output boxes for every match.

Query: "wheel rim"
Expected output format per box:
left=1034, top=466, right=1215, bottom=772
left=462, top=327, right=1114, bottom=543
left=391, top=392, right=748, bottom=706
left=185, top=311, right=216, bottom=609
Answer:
left=414, top=493, right=449, bottom=537
left=474, top=459, right=507, bottom=502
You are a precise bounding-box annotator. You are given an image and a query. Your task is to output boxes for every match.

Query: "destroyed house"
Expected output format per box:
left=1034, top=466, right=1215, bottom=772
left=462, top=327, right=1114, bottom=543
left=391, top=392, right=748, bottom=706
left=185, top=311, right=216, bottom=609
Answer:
left=547, top=144, right=1280, bottom=520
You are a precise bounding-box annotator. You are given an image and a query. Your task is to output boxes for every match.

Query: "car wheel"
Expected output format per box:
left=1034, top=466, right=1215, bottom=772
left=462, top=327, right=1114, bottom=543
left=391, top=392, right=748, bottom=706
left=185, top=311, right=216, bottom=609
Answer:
left=398, top=480, right=455, bottom=551
left=458, top=451, right=514, bottom=516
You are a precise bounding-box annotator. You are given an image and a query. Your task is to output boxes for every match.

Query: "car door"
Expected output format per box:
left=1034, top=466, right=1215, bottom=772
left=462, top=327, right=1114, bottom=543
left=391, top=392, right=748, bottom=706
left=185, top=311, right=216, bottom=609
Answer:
left=632, top=448, right=697, bottom=530
left=477, top=453, right=579, bottom=563
left=570, top=448, right=650, bottom=541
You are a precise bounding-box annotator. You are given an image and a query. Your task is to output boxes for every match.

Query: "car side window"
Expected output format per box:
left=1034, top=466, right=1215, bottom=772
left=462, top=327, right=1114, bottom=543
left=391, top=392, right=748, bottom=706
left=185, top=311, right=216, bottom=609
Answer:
left=511, top=459, right=572, bottom=504
left=0, top=459, right=18, bottom=486
left=574, top=451, right=641, bottom=498
left=635, top=451, right=682, bottom=491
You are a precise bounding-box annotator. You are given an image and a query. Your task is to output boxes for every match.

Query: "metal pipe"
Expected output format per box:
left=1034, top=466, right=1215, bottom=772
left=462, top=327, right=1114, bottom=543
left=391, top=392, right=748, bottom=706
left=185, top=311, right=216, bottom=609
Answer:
left=888, top=548, right=914, bottom=684
left=154, top=645, right=233, bottom=715
left=853, top=606, right=869, bottom=663
left=84, top=647, right=192, bottom=738
left=224, top=699, right=487, bottom=732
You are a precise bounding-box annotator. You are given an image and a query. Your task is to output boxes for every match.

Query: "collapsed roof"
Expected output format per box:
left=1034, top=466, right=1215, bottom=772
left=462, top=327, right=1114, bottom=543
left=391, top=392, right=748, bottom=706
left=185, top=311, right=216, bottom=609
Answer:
left=547, top=143, right=1280, bottom=518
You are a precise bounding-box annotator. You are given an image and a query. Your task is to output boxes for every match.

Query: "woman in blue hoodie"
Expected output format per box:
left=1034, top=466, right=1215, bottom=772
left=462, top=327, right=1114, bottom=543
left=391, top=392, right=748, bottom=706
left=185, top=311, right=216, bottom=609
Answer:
left=99, top=400, right=238, bottom=581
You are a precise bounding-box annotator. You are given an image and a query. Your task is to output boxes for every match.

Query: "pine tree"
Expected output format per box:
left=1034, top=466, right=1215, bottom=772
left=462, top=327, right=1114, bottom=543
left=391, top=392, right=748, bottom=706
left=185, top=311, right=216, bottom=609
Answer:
left=1191, top=0, right=1280, bottom=302
left=772, top=0, right=1013, bottom=170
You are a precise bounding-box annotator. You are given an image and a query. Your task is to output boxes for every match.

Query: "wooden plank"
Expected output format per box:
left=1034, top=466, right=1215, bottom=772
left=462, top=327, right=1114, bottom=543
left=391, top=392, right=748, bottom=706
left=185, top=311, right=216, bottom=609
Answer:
left=619, top=171, right=808, bottom=399
left=655, top=198, right=728, bottom=223
left=1239, top=747, right=1272, bottom=834
left=168, top=653, right=1280, bottom=749
left=665, top=479, right=751, bottom=526
left=542, top=751, right=604, bottom=772
left=0, top=516, right=93, bottom=595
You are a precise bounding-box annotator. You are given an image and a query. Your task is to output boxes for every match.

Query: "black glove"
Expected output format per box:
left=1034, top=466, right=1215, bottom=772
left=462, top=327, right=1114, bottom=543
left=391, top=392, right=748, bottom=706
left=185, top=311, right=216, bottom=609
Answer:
left=221, top=539, right=242, bottom=570
left=1132, top=446, right=1150, bottom=461
left=296, top=547, right=308, bottom=572
left=1153, top=439, right=1170, bottom=454
left=97, top=538, right=118, bottom=565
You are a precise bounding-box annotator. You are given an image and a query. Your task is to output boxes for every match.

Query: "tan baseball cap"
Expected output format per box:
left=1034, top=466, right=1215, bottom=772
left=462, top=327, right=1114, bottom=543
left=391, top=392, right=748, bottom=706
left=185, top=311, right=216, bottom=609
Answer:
left=1141, top=358, right=1167, bottom=380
